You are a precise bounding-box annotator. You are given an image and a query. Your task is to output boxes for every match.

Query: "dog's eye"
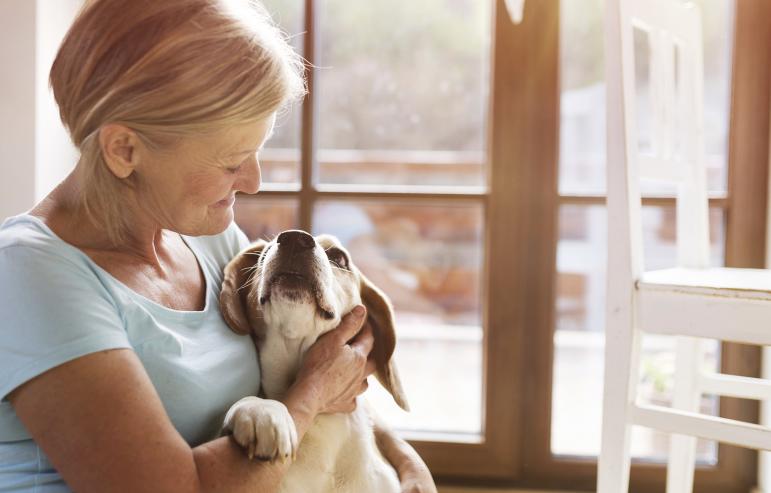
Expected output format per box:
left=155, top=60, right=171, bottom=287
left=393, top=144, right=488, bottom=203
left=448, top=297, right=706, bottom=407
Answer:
left=326, top=247, right=349, bottom=271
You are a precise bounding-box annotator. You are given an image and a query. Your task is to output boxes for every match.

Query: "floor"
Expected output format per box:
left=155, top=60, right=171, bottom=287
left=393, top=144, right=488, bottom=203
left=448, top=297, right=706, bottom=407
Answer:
left=439, top=488, right=582, bottom=493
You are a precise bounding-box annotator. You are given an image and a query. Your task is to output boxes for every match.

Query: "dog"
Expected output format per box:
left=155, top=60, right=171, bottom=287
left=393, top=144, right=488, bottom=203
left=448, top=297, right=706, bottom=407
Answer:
left=218, top=229, right=410, bottom=493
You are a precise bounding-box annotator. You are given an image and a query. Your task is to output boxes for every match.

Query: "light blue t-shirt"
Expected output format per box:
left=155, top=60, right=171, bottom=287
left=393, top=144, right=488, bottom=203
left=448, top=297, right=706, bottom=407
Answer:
left=0, top=214, right=260, bottom=492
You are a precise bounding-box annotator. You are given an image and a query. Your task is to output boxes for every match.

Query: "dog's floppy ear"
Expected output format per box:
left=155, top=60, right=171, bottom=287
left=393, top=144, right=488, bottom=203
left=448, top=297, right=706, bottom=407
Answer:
left=220, top=240, right=267, bottom=337
left=359, top=272, right=410, bottom=411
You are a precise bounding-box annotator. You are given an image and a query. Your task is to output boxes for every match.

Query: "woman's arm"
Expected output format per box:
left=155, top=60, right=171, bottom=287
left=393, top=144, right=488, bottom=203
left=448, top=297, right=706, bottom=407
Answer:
left=10, top=348, right=303, bottom=493
left=10, top=309, right=373, bottom=493
left=374, top=424, right=437, bottom=493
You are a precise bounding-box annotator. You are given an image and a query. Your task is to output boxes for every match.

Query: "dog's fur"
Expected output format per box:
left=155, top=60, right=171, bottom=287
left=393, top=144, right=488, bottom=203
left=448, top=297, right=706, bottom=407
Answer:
left=219, top=230, right=409, bottom=493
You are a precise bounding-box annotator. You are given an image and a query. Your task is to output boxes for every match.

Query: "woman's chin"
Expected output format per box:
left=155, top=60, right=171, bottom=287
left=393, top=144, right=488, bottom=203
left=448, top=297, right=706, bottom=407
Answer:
left=181, top=208, right=234, bottom=237
left=208, top=206, right=235, bottom=234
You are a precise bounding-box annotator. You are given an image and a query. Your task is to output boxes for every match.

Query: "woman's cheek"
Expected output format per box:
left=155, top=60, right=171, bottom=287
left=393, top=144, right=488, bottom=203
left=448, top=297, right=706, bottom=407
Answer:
left=186, top=171, right=231, bottom=205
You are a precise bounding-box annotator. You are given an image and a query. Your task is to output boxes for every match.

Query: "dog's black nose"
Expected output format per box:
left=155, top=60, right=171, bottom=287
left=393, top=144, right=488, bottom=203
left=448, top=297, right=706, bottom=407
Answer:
left=277, top=230, right=315, bottom=250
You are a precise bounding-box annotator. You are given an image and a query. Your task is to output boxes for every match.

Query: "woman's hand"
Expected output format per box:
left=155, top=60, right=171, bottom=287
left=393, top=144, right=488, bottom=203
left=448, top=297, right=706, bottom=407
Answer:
left=374, top=424, right=437, bottom=493
left=399, top=470, right=438, bottom=493
left=292, top=305, right=376, bottom=414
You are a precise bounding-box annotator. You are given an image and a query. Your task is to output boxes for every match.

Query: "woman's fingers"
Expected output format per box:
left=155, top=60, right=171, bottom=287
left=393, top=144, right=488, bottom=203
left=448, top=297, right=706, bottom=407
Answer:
left=326, top=305, right=367, bottom=346
left=350, top=322, right=374, bottom=358
left=294, top=305, right=382, bottom=415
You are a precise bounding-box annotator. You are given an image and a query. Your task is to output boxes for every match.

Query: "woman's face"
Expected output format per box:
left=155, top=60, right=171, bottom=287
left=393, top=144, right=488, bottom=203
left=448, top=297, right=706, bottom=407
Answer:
left=135, top=114, right=275, bottom=236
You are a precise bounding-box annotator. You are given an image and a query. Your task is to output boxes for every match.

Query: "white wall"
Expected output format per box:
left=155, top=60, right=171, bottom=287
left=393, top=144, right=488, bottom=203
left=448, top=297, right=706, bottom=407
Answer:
left=0, top=0, right=37, bottom=221
left=35, top=0, right=81, bottom=200
left=0, top=0, right=81, bottom=221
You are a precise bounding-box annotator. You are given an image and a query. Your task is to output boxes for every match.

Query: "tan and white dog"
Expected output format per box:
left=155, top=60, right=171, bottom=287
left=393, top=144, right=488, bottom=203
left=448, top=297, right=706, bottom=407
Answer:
left=219, top=229, right=409, bottom=493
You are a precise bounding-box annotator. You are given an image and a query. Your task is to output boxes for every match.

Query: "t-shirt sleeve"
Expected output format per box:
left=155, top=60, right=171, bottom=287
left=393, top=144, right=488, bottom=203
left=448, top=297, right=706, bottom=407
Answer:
left=0, top=246, right=131, bottom=402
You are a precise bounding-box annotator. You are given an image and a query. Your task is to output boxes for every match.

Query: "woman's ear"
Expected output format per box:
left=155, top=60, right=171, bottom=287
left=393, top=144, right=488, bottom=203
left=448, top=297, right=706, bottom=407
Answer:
left=359, top=272, right=410, bottom=412
left=220, top=240, right=267, bottom=337
left=98, top=123, right=141, bottom=179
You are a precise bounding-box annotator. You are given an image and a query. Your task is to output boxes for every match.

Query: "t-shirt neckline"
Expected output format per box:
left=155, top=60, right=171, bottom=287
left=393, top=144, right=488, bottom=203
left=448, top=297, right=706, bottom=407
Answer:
left=15, top=213, right=213, bottom=317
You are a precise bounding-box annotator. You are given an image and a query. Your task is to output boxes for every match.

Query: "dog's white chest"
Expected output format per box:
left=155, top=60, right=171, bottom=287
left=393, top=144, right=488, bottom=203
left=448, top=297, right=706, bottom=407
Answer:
left=279, top=408, right=400, bottom=493
left=222, top=397, right=400, bottom=493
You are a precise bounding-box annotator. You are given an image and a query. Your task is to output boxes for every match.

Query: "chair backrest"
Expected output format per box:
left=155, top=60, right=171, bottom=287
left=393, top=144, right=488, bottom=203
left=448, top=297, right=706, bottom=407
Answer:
left=608, top=0, right=710, bottom=277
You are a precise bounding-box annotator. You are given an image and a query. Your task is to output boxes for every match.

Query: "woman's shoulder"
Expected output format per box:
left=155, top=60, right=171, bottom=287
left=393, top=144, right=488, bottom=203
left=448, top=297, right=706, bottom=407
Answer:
left=0, top=213, right=96, bottom=277
left=1, top=213, right=77, bottom=257
left=1, top=213, right=59, bottom=248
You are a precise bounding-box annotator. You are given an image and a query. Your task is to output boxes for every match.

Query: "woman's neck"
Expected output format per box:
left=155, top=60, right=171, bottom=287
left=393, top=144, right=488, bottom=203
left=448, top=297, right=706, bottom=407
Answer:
left=31, top=170, right=170, bottom=265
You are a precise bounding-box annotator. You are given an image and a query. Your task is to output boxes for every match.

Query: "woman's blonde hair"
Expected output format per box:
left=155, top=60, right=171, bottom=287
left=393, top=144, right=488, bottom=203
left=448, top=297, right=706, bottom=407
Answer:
left=50, top=0, right=306, bottom=244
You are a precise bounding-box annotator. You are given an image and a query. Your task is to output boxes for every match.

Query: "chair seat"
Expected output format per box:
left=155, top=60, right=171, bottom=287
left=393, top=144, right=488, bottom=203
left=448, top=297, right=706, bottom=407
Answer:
left=639, top=267, right=771, bottom=301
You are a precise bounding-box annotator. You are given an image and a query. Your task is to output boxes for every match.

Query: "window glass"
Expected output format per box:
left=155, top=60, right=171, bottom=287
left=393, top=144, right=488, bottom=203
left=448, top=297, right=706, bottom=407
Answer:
left=315, top=0, right=491, bottom=188
left=558, top=0, right=734, bottom=195
left=259, top=0, right=304, bottom=185
left=234, top=198, right=299, bottom=241
left=313, top=200, right=484, bottom=434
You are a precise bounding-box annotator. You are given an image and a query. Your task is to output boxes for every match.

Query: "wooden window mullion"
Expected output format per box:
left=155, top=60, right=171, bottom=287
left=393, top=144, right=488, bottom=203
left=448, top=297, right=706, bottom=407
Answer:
left=299, top=0, right=317, bottom=232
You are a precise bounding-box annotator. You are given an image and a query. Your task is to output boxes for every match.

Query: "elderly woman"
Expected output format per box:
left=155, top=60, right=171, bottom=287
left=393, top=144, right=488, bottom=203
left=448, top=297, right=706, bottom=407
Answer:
left=0, top=0, right=435, bottom=491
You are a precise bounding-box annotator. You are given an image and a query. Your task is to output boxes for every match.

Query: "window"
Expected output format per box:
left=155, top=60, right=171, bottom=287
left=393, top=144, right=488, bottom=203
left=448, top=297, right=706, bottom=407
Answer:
left=235, top=0, right=769, bottom=489
left=236, top=0, right=517, bottom=478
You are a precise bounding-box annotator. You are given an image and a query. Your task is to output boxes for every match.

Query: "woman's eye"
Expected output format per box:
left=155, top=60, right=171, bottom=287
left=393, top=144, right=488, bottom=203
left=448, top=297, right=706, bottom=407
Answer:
left=227, top=153, right=257, bottom=174
left=326, top=248, right=349, bottom=270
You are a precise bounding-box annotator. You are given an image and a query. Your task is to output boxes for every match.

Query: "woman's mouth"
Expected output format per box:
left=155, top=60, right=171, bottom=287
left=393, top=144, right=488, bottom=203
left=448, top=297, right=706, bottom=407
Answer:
left=215, top=195, right=236, bottom=207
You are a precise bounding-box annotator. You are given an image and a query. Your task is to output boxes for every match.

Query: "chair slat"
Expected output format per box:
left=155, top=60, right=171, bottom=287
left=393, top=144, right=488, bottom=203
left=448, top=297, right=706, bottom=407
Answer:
left=630, top=0, right=699, bottom=37
left=637, top=154, right=683, bottom=182
left=640, top=266, right=771, bottom=297
left=632, top=403, right=771, bottom=450
left=701, top=373, right=771, bottom=401
left=638, top=288, right=771, bottom=345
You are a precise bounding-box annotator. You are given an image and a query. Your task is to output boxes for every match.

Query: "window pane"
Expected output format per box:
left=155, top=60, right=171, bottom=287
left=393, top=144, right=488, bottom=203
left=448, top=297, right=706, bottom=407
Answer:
left=315, top=0, right=491, bottom=188
left=559, top=0, right=734, bottom=195
left=312, top=201, right=484, bottom=434
left=551, top=204, right=725, bottom=461
left=700, top=0, right=735, bottom=190
left=260, top=0, right=303, bottom=185
left=234, top=197, right=299, bottom=241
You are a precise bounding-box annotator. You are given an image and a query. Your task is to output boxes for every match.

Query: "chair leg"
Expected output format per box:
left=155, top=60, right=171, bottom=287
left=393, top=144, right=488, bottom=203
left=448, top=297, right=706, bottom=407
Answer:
left=667, top=434, right=697, bottom=492
left=758, top=347, right=771, bottom=492
left=666, top=337, right=702, bottom=493
left=598, top=324, right=642, bottom=493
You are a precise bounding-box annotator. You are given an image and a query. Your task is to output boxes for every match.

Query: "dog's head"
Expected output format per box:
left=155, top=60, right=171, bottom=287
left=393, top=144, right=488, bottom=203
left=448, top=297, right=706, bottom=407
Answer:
left=220, top=229, right=409, bottom=411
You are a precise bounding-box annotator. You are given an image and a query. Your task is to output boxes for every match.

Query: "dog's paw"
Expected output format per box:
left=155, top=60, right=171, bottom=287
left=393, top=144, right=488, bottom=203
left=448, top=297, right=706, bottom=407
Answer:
left=222, top=396, right=299, bottom=462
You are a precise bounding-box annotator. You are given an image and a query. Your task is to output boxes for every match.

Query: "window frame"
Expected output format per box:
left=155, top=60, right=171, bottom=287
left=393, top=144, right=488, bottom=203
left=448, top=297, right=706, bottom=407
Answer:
left=241, top=0, right=532, bottom=479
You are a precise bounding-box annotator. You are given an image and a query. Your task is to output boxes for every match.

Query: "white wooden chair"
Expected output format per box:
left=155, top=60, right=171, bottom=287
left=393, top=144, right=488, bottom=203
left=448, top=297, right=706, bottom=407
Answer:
left=598, top=0, right=771, bottom=492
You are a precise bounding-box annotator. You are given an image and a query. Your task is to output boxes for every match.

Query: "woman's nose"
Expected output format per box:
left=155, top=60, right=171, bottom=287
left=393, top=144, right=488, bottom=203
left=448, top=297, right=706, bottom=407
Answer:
left=236, top=156, right=261, bottom=195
